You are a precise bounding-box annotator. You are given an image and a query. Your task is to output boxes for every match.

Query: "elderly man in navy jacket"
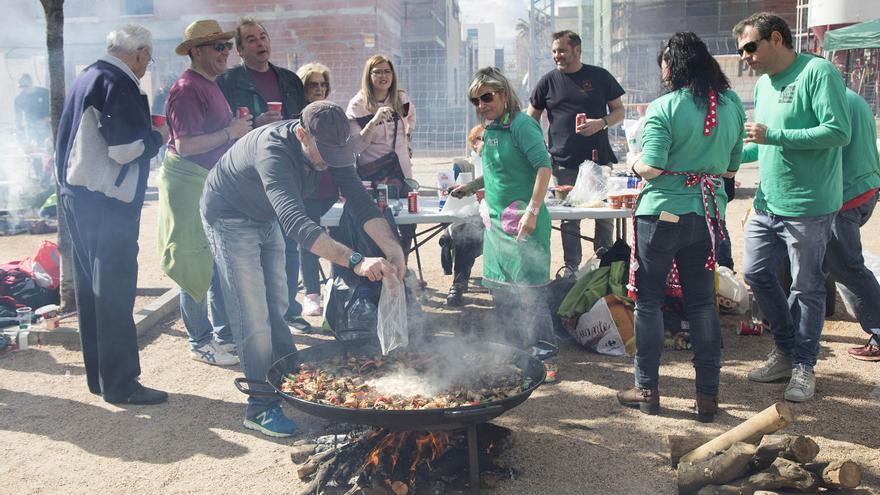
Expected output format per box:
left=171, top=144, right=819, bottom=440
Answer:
left=55, top=24, right=169, bottom=405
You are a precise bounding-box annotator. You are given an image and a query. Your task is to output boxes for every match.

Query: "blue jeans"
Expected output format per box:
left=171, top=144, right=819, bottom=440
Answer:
left=203, top=216, right=296, bottom=417
left=826, top=193, right=880, bottom=344
left=180, top=267, right=231, bottom=350
left=742, top=209, right=835, bottom=368
left=633, top=214, right=721, bottom=395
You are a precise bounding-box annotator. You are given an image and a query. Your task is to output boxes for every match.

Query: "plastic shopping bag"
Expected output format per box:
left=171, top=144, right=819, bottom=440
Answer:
left=716, top=266, right=748, bottom=314
left=564, top=160, right=606, bottom=208
left=570, top=295, right=635, bottom=357
left=377, top=276, right=408, bottom=355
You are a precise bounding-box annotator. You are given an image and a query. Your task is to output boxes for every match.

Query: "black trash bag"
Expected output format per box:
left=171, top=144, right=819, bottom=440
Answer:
left=548, top=266, right=577, bottom=339
left=324, top=204, right=422, bottom=342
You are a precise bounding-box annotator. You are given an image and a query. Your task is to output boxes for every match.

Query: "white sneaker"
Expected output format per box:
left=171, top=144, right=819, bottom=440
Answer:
left=191, top=341, right=239, bottom=366
left=784, top=364, right=816, bottom=402
left=302, top=293, right=322, bottom=316
left=216, top=341, right=237, bottom=355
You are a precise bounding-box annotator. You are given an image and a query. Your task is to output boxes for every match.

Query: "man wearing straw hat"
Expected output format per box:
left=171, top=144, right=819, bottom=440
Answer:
left=158, top=20, right=252, bottom=368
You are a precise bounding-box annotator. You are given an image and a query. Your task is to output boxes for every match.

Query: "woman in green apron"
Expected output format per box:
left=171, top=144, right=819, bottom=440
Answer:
left=451, top=67, right=557, bottom=379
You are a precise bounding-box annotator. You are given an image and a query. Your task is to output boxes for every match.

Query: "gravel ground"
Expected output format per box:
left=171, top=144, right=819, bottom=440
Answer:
left=0, top=161, right=878, bottom=494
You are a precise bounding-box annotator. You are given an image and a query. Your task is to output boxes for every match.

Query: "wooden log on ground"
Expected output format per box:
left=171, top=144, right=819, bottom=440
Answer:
left=696, top=458, right=817, bottom=495
left=669, top=433, right=717, bottom=467
left=752, top=435, right=819, bottom=470
left=681, top=402, right=794, bottom=465
left=678, top=442, right=758, bottom=494
left=803, top=460, right=862, bottom=489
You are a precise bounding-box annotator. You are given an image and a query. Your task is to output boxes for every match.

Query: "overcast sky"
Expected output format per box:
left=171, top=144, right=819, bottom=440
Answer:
left=459, top=0, right=579, bottom=53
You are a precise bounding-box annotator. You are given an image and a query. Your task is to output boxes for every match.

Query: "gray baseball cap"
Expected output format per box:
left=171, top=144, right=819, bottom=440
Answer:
left=300, top=100, right=356, bottom=168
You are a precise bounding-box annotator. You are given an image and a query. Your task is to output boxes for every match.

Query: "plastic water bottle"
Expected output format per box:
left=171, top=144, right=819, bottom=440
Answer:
left=347, top=287, right=378, bottom=331
left=438, top=191, right=448, bottom=212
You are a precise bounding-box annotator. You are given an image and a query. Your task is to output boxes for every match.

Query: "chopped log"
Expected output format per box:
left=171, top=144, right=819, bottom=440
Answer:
left=669, top=433, right=717, bottom=467
left=296, top=448, right=337, bottom=480
left=803, top=460, right=862, bottom=489
left=295, top=453, right=338, bottom=495
left=698, top=458, right=818, bottom=495
left=390, top=481, right=408, bottom=495
left=752, top=435, right=819, bottom=470
left=681, top=402, right=794, bottom=465
left=290, top=444, right=317, bottom=465
left=678, top=443, right=758, bottom=494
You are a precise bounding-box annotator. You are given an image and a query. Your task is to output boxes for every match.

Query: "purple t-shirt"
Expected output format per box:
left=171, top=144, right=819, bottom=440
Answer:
left=247, top=67, right=282, bottom=107
left=166, top=69, right=233, bottom=170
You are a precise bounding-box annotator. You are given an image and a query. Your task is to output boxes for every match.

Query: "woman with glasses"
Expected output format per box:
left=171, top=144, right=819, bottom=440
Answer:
left=294, top=62, right=337, bottom=316
left=347, top=55, right=416, bottom=179
left=347, top=55, right=417, bottom=256
left=451, top=67, right=557, bottom=380
left=616, top=32, right=745, bottom=422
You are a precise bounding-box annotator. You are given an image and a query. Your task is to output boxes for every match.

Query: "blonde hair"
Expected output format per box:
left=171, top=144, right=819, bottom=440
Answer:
left=360, top=55, right=405, bottom=115
left=297, top=62, right=331, bottom=100
left=467, top=67, right=521, bottom=125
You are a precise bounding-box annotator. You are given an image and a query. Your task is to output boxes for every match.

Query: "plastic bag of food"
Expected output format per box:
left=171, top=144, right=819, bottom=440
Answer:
left=377, top=275, right=408, bottom=355
left=564, top=160, right=606, bottom=207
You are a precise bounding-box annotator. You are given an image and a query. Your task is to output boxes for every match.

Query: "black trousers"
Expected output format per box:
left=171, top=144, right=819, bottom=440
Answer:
left=62, top=193, right=142, bottom=401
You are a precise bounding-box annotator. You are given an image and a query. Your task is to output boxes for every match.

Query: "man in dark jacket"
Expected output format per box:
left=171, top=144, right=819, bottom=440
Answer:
left=217, top=17, right=310, bottom=329
left=55, top=24, right=169, bottom=405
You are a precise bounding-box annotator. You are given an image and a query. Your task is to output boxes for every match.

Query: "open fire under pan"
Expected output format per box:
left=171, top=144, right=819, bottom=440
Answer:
left=236, top=338, right=552, bottom=494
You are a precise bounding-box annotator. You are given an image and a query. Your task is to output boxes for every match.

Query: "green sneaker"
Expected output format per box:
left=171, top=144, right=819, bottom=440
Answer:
left=784, top=364, right=815, bottom=402
left=748, top=347, right=792, bottom=383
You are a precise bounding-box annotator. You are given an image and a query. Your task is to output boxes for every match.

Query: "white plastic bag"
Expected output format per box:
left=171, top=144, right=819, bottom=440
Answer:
left=377, top=276, right=408, bottom=355
left=717, top=266, right=748, bottom=313
left=623, top=117, right=645, bottom=153
left=440, top=194, right=479, bottom=217
left=564, top=160, right=606, bottom=207
left=571, top=296, right=635, bottom=357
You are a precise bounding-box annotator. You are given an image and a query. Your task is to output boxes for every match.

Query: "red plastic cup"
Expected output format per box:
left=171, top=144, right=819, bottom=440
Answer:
left=267, top=101, right=283, bottom=113
left=475, top=189, right=485, bottom=202
left=238, top=107, right=250, bottom=118
left=151, top=114, right=166, bottom=127
left=607, top=193, right=623, bottom=209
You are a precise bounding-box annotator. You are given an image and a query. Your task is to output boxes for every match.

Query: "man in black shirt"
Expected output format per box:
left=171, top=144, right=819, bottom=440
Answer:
left=528, top=30, right=625, bottom=274
left=15, top=74, right=50, bottom=148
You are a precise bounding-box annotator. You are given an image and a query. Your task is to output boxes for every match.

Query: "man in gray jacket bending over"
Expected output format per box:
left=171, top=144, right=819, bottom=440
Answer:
left=200, top=100, right=405, bottom=437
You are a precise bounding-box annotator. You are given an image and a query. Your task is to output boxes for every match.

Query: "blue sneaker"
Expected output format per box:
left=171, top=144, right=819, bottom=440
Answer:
left=243, top=406, right=297, bottom=438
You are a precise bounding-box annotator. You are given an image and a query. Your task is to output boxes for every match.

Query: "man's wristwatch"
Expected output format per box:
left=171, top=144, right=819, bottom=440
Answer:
left=601, top=116, right=609, bottom=130
left=348, top=251, right=364, bottom=270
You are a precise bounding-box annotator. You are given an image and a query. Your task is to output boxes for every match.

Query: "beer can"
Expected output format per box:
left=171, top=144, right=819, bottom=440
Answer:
left=407, top=191, right=419, bottom=213
left=376, top=183, right=388, bottom=211
left=238, top=106, right=249, bottom=118
left=737, top=321, right=764, bottom=336
left=576, top=113, right=587, bottom=130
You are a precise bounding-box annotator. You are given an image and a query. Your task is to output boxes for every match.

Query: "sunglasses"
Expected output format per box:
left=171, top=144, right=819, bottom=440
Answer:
left=370, top=69, right=393, bottom=76
left=737, top=37, right=768, bottom=56
left=469, top=91, right=498, bottom=106
left=306, top=81, right=330, bottom=89
left=200, top=41, right=233, bottom=52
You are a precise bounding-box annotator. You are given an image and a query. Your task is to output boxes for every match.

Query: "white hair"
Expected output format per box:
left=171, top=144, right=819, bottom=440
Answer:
left=106, top=24, right=152, bottom=54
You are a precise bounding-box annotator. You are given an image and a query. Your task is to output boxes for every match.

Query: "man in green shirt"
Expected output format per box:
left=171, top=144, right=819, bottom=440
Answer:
left=734, top=13, right=851, bottom=402
left=826, top=89, right=880, bottom=362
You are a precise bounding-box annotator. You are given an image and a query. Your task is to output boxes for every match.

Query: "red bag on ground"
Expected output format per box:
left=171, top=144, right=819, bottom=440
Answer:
left=20, top=240, right=61, bottom=289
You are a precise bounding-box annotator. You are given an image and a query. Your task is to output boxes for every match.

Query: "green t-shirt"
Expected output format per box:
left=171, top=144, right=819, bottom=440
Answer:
left=636, top=88, right=745, bottom=218
left=751, top=53, right=851, bottom=216
left=842, top=88, right=880, bottom=202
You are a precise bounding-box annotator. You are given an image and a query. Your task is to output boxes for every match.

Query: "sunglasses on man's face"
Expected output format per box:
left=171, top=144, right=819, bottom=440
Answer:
left=469, top=91, right=498, bottom=106
left=200, top=41, right=233, bottom=52
left=737, top=37, right=768, bottom=57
